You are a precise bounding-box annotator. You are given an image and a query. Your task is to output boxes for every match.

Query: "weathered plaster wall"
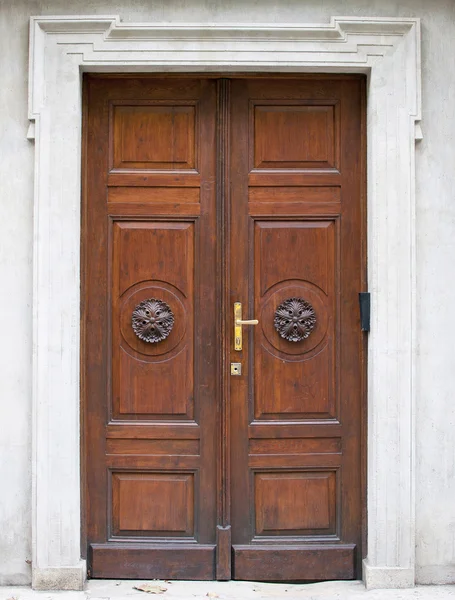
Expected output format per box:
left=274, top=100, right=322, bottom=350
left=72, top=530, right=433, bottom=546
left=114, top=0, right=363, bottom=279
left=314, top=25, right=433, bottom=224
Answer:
left=0, top=0, right=454, bottom=587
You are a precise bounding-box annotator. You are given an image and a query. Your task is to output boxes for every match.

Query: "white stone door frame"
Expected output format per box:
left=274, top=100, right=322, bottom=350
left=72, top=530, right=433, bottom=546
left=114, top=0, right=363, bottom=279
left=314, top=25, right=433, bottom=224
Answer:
left=28, top=15, right=421, bottom=591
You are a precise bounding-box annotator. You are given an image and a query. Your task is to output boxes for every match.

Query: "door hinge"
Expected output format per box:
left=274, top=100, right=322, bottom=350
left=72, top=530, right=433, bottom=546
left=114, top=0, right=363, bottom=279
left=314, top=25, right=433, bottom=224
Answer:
left=359, top=292, right=370, bottom=332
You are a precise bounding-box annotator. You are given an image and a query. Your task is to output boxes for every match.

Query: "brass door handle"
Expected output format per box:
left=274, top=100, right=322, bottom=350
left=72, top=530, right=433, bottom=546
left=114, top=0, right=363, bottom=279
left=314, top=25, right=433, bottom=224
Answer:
left=235, top=319, right=259, bottom=326
left=234, top=302, right=258, bottom=351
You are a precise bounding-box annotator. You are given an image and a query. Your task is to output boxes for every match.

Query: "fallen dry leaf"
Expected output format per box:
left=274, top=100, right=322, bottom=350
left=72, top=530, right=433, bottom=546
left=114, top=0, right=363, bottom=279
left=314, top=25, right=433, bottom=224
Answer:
left=206, top=593, right=219, bottom=598
left=133, top=583, right=168, bottom=594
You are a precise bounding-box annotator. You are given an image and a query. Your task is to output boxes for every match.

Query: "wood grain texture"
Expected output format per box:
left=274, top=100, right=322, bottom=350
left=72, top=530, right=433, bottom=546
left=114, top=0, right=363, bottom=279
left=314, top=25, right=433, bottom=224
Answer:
left=112, top=472, right=194, bottom=536
left=215, top=78, right=232, bottom=580
left=232, top=544, right=356, bottom=581
left=113, top=104, right=196, bottom=170
left=106, top=439, right=200, bottom=455
left=230, top=77, right=364, bottom=580
left=108, top=187, right=200, bottom=204
left=82, top=76, right=218, bottom=578
left=111, top=221, right=194, bottom=419
left=249, top=187, right=340, bottom=203
left=253, top=104, right=339, bottom=170
left=254, top=471, right=336, bottom=534
left=82, top=74, right=365, bottom=582
left=249, top=438, right=341, bottom=454
left=90, top=544, right=216, bottom=579
left=216, top=525, right=231, bottom=581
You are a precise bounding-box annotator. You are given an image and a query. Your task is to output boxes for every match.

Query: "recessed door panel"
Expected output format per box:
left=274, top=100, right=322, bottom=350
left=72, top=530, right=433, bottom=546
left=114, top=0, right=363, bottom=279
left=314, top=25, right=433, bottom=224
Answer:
left=112, top=104, right=197, bottom=170
left=252, top=103, right=339, bottom=170
left=111, top=472, right=195, bottom=537
left=254, top=471, right=337, bottom=536
left=111, top=221, right=194, bottom=420
left=253, top=219, right=336, bottom=421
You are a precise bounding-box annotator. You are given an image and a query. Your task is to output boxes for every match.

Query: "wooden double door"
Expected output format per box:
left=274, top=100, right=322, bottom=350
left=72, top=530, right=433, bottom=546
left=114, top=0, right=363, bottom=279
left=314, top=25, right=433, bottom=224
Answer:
left=83, top=75, right=365, bottom=581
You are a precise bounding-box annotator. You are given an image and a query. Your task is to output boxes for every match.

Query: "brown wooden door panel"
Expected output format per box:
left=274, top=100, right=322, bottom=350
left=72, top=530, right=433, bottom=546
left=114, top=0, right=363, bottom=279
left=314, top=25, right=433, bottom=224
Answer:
left=83, top=76, right=217, bottom=579
left=230, top=77, right=364, bottom=581
left=112, top=221, right=195, bottom=419
left=83, top=75, right=365, bottom=581
left=90, top=544, right=216, bottom=580
left=111, top=472, right=195, bottom=536
left=253, top=220, right=336, bottom=421
left=112, top=104, right=197, bottom=170
left=232, top=544, right=355, bottom=581
left=252, top=103, right=339, bottom=170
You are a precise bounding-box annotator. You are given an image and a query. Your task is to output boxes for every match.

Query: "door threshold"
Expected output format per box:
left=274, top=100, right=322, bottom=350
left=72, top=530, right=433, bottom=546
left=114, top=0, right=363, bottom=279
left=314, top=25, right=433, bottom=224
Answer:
left=82, top=579, right=443, bottom=599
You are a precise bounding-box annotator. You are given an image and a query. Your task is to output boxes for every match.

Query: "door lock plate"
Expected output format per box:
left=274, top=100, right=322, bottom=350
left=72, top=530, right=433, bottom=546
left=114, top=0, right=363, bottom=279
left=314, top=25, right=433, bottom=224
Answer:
left=234, top=301, right=258, bottom=351
left=231, top=362, right=242, bottom=376
left=234, top=302, right=242, bottom=351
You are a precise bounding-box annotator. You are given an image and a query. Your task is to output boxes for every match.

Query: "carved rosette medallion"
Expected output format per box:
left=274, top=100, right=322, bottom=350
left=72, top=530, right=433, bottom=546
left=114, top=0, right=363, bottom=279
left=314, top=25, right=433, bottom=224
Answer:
left=131, top=298, right=174, bottom=343
left=274, top=297, right=316, bottom=342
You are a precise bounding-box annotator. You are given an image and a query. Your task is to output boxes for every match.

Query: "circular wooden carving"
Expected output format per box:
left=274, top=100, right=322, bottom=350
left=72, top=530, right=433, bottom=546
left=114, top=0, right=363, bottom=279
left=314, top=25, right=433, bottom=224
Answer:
left=132, top=298, right=174, bottom=343
left=274, top=297, right=316, bottom=342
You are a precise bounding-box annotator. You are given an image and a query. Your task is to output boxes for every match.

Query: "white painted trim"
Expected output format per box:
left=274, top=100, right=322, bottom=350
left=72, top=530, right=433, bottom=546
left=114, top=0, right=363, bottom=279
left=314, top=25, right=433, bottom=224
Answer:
left=32, top=565, right=87, bottom=591
left=363, top=563, right=416, bottom=590
left=28, top=15, right=421, bottom=590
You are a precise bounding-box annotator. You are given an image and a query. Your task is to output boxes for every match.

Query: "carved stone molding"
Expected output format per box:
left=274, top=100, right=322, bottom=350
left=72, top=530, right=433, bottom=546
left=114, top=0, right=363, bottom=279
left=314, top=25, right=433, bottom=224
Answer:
left=131, top=298, right=174, bottom=343
left=274, top=297, right=316, bottom=342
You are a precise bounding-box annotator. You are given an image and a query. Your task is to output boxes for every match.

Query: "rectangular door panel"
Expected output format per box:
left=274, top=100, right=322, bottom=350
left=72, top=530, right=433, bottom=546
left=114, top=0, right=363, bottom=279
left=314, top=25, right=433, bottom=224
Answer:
left=111, top=221, right=194, bottom=420
left=232, top=544, right=355, bottom=581
left=230, top=77, right=364, bottom=581
left=83, top=76, right=217, bottom=580
left=112, top=103, right=197, bottom=171
left=252, top=102, right=339, bottom=170
left=108, top=187, right=200, bottom=204
left=249, top=186, right=341, bottom=204
left=254, top=470, right=337, bottom=535
left=111, top=472, right=195, bottom=537
left=90, top=545, right=216, bottom=580
left=253, top=219, right=336, bottom=421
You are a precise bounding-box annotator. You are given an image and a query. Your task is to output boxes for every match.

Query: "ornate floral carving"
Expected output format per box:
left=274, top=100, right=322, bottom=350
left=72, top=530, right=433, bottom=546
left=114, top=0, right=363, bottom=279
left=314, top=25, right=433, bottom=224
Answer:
left=132, top=298, right=174, bottom=343
left=274, top=297, right=316, bottom=342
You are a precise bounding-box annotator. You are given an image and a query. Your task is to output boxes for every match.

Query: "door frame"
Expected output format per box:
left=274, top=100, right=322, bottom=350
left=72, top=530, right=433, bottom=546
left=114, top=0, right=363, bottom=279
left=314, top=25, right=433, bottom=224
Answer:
left=28, top=15, right=421, bottom=591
